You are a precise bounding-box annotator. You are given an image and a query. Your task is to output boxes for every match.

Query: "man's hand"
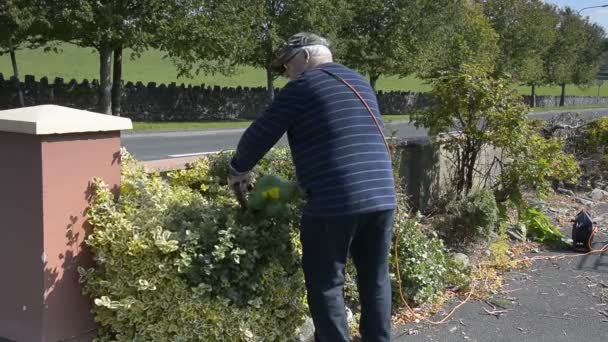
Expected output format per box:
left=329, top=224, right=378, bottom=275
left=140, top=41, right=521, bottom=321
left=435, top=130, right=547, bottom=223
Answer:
left=228, top=163, right=251, bottom=208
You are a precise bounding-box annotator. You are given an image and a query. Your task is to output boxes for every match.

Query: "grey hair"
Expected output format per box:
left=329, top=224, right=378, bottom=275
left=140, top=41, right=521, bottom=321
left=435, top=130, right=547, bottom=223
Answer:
left=302, top=44, right=333, bottom=63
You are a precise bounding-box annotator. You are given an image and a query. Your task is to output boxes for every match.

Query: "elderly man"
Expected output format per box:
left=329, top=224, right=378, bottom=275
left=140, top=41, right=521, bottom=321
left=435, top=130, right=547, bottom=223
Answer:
left=228, top=32, right=395, bottom=342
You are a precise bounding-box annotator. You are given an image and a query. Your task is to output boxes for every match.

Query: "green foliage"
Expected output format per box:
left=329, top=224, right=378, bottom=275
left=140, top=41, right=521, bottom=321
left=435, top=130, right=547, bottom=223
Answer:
left=85, top=146, right=478, bottom=338
left=416, top=65, right=580, bottom=203
left=392, top=215, right=448, bottom=305
left=416, top=2, right=498, bottom=78
left=82, top=150, right=307, bottom=341
left=443, top=254, right=473, bottom=290
left=415, top=65, right=528, bottom=195
left=159, top=0, right=257, bottom=78
left=499, top=125, right=581, bottom=203
left=0, top=0, right=44, bottom=53
left=545, top=7, right=607, bottom=92
left=392, top=204, right=471, bottom=305
left=248, top=175, right=300, bottom=217
left=489, top=224, right=516, bottom=271
left=520, top=208, right=564, bottom=244
left=481, top=0, right=558, bottom=86
left=338, top=0, right=461, bottom=87
left=435, top=189, right=500, bottom=243
left=203, top=0, right=347, bottom=94
left=582, top=117, right=608, bottom=152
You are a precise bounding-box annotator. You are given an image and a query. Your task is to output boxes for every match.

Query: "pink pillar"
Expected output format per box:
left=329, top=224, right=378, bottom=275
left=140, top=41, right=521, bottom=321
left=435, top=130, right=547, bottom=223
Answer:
left=0, top=105, right=132, bottom=342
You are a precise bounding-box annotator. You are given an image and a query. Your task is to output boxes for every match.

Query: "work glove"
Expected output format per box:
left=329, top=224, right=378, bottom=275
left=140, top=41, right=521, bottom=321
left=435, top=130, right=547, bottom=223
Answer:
left=228, top=163, right=251, bottom=209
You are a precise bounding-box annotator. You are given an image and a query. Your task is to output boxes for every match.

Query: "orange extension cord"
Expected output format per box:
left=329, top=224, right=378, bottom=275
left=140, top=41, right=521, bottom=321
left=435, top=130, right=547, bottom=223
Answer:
left=317, top=68, right=608, bottom=325
left=393, top=221, right=608, bottom=325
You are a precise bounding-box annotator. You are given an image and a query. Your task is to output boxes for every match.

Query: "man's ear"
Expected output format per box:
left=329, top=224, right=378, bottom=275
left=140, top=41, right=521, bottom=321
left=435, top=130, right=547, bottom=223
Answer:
left=304, top=49, right=311, bottom=63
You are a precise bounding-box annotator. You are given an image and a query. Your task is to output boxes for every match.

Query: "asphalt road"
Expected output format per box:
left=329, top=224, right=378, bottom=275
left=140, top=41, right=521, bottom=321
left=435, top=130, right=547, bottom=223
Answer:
left=392, top=199, right=608, bottom=342
left=122, top=108, right=608, bottom=161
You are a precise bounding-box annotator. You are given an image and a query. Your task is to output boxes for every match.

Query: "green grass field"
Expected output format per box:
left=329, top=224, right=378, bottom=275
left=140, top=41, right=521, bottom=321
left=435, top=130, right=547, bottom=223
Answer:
left=2, top=43, right=607, bottom=96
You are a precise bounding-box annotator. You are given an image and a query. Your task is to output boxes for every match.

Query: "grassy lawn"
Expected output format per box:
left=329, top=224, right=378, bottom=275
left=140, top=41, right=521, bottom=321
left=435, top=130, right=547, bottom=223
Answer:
left=2, top=43, right=607, bottom=96
left=132, top=121, right=253, bottom=131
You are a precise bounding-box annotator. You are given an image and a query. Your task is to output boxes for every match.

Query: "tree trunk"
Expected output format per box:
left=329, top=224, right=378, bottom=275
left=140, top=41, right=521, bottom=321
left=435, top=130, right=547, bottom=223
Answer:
left=559, top=83, right=566, bottom=107
left=369, top=73, right=380, bottom=91
left=97, top=45, right=113, bottom=114
left=112, top=47, right=123, bottom=116
left=8, top=38, right=24, bottom=107
left=465, top=146, right=479, bottom=196
left=266, top=67, right=275, bottom=100
left=530, top=84, right=536, bottom=108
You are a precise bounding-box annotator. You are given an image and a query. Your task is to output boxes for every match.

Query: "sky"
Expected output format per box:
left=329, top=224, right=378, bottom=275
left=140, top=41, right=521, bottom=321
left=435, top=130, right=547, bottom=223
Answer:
left=545, top=0, right=608, bottom=31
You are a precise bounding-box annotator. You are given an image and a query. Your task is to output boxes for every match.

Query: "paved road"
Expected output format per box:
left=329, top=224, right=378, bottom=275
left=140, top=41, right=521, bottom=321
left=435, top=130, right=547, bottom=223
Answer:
left=122, top=109, right=608, bottom=161
left=392, top=199, right=608, bottom=342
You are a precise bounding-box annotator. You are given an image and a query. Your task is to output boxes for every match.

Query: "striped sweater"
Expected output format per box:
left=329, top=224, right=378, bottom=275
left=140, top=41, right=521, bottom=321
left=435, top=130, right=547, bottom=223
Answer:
left=231, top=63, right=396, bottom=217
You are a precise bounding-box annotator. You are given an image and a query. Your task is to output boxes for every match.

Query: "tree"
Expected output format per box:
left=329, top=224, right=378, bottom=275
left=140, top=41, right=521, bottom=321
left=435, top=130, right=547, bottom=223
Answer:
left=40, top=1, right=157, bottom=114
left=416, top=2, right=498, bottom=79
left=544, top=7, right=606, bottom=106
left=414, top=65, right=579, bottom=200
left=0, top=0, right=38, bottom=107
left=572, top=21, right=607, bottom=93
left=41, top=0, right=236, bottom=115
left=220, top=0, right=347, bottom=99
left=338, top=0, right=464, bottom=90
left=157, top=0, right=261, bottom=89
left=414, top=65, right=527, bottom=196
left=480, top=0, right=559, bottom=107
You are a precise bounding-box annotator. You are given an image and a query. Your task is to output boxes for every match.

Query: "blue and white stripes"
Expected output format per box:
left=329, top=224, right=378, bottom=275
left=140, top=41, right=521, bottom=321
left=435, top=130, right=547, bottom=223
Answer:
left=231, top=63, right=396, bottom=217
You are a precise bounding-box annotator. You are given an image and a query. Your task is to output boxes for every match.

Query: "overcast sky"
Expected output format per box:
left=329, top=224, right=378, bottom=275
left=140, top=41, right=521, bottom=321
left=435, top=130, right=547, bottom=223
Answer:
left=545, top=0, right=608, bottom=31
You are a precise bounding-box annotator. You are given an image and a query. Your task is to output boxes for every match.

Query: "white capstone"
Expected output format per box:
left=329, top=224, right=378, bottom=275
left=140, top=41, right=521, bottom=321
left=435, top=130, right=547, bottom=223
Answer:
left=0, top=105, right=132, bottom=135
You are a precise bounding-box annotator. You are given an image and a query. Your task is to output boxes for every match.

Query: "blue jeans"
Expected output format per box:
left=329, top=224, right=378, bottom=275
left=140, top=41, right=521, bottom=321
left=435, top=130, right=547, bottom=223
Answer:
left=300, top=209, right=394, bottom=342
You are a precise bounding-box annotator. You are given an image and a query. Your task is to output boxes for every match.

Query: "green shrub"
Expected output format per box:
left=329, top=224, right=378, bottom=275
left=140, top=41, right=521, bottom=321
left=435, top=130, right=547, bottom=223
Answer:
left=81, top=150, right=307, bottom=341
left=582, top=117, right=608, bottom=152
left=391, top=205, right=470, bottom=305
left=434, top=189, right=500, bottom=243
left=84, top=147, right=464, bottom=339
left=520, top=208, right=564, bottom=244
left=442, top=254, right=472, bottom=290
left=498, top=124, right=581, bottom=205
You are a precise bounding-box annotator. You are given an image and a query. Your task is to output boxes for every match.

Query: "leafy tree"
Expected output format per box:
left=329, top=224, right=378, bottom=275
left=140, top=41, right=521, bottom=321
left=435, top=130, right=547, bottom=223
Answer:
left=414, top=65, right=527, bottom=196
left=40, top=1, right=162, bottom=114
left=572, top=21, right=607, bottom=93
left=40, top=0, right=244, bottom=115
left=415, top=65, right=580, bottom=203
left=338, top=0, right=465, bottom=90
left=480, top=0, right=559, bottom=107
left=545, top=7, right=606, bottom=106
left=415, top=1, right=498, bottom=79
left=227, top=0, right=347, bottom=99
left=0, top=0, right=38, bottom=107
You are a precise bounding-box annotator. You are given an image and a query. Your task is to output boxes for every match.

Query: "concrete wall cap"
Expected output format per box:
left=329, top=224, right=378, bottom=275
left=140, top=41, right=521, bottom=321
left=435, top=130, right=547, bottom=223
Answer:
left=0, top=105, right=133, bottom=135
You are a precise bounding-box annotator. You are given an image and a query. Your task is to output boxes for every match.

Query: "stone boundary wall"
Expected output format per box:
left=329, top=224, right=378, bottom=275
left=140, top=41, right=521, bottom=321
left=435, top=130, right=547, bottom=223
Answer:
left=1, top=73, right=606, bottom=120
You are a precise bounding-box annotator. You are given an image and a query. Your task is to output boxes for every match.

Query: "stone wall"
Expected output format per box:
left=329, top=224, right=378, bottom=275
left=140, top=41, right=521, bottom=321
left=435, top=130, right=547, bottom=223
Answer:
left=523, top=95, right=608, bottom=108
left=0, top=73, right=606, bottom=120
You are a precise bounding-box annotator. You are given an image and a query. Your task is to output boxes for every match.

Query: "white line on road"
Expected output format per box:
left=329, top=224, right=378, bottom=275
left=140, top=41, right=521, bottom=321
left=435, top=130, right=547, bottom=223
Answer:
left=168, top=151, right=223, bottom=158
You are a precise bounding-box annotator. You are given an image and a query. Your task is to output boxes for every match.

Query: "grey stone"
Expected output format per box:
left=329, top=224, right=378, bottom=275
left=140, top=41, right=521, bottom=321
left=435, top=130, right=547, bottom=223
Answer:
left=296, top=316, right=315, bottom=342
left=452, top=253, right=470, bottom=268
left=297, top=306, right=355, bottom=342
left=576, top=197, right=594, bottom=206
left=590, top=188, right=608, bottom=202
